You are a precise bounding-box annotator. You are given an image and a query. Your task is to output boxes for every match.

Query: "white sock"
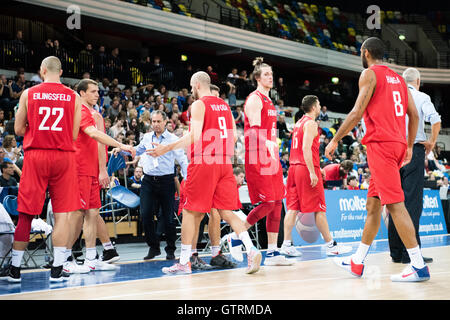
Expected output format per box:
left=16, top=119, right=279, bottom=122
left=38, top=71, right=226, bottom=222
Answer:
left=53, top=247, right=67, bottom=267
left=86, top=247, right=97, bottom=261
left=191, top=248, right=197, bottom=256
left=282, top=240, right=292, bottom=247
left=11, top=249, right=24, bottom=268
left=102, top=242, right=114, bottom=250
left=65, top=249, right=72, bottom=261
left=267, top=243, right=277, bottom=253
left=352, top=243, right=370, bottom=264
left=238, top=231, right=254, bottom=254
left=211, top=246, right=221, bottom=257
left=407, top=246, right=425, bottom=269
left=180, top=244, right=191, bottom=265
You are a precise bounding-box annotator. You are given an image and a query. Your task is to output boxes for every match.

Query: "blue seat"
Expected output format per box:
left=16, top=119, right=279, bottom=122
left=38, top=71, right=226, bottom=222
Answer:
left=3, top=195, right=18, bottom=216
left=101, top=152, right=140, bottom=237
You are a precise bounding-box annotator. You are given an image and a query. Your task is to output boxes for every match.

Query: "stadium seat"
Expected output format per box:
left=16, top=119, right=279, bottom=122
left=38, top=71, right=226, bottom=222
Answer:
left=102, top=153, right=140, bottom=238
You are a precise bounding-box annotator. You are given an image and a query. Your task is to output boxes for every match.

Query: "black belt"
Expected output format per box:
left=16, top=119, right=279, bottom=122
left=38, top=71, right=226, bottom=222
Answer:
left=144, top=173, right=174, bottom=181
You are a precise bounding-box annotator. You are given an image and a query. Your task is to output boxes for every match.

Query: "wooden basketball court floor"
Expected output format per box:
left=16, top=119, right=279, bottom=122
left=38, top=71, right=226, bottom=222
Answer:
left=0, top=234, right=449, bottom=300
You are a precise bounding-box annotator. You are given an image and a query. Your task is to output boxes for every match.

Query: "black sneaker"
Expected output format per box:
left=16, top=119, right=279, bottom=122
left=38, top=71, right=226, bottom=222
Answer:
left=50, top=265, right=70, bottom=282
left=190, top=253, right=213, bottom=270
left=210, top=251, right=238, bottom=269
left=0, top=265, right=21, bottom=283
left=101, top=248, right=120, bottom=263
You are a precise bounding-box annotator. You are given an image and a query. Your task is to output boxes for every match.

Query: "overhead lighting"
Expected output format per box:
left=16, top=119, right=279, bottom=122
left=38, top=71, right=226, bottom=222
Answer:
left=331, top=77, right=339, bottom=84
left=399, top=34, right=406, bottom=41
left=181, top=54, right=188, bottom=61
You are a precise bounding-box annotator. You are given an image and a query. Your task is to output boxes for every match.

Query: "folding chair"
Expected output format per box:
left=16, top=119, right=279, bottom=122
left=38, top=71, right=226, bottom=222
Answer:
left=100, top=153, right=141, bottom=237
left=1, top=195, right=53, bottom=268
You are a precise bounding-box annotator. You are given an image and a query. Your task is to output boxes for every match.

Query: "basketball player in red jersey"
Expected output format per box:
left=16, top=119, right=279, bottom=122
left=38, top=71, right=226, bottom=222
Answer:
left=1, top=56, right=81, bottom=283
left=284, top=95, right=351, bottom=256
left=225, top=57, right=293, bottom=266
left=149, top=71, right=262, bottom=275
left=325, top=37, right=430, bottom=282
left=64, top=79, right=135, bottom=274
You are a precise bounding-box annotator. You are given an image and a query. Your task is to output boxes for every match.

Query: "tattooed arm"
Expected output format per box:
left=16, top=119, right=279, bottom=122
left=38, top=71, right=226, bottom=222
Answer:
left=325, top=68, right=376, bottom=159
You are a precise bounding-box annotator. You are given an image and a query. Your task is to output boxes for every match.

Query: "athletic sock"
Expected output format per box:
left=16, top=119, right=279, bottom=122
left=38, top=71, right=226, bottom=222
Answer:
left=407, top=246, right=425, bottom=269
left=211, top=246, right=221, bottom=257
left=191, top=248, right=197, bottom=256
left=267, top=243, right=277, bottom=253
left=53, top=247, right=67, bottom=267
left=352, top=242, right=370, bottom=264
left=102, top=241, right=114, bottom=251
left=238, top=231, right=254, bottom=254
left=86, top=247, right=97, bottom=261
left=180, top=244, right=191, bottom=265
left=65, top=249, right=72, bottom=261
left=282, top=240, right=292, bottom=247
left=11, top=249, right=25, bottom=268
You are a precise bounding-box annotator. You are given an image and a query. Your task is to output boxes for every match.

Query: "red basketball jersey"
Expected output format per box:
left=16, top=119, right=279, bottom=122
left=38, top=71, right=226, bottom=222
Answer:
left=361, top=65, right=408, bottom=146
left=24, top=82, right=76, bottom=152
left=75, top=105, right=98, bottom=177
left=188, top=96, right=235, bottom=163
left=244, top=90, right=278, bottom=150
left=291, top=115, right=320, bottom=167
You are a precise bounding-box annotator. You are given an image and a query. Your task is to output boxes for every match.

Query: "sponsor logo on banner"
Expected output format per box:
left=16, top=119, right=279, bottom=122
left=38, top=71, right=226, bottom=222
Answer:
left=419, top=190, right=447, bottom=236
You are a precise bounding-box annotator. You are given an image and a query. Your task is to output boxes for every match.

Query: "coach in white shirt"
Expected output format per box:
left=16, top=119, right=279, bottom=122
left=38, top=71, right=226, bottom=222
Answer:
left=388, top=67, right=441, bottom=264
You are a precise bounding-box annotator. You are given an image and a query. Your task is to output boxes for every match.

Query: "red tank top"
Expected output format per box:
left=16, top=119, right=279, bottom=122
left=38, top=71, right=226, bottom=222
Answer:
left=244, top=90, right=278, bottom=150
left=361, top=65, right=408, bottom=146
left=24, top=82, right=76, bottom=152
left=75, top=105, right=99, bottom=177
left=188, top=96, right=235, bottom=163
left=292, top=115, right=320, bottom=167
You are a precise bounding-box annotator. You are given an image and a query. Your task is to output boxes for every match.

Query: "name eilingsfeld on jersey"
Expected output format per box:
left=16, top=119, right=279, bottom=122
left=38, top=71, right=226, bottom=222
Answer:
left=386, top=75, right=401, bottom=84
left=210, top=104, right=229, bottom=111
left=32, top=92, right=72, bottom=101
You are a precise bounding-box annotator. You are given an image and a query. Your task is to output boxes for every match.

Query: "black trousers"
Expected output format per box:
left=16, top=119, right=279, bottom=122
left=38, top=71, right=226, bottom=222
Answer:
left=388, top=143, right=425, bottom=260
left=140, top=174, right=176, bottom=255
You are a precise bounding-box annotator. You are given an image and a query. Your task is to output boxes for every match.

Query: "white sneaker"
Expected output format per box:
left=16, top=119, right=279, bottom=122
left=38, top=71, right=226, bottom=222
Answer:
left=63, top=260, right=91, bottom=274
left=84, top=259, right=117, bottom=271
left=246, top=247, right=262, bottom=274
left=326, top=241, right=352, bottom=256
left=225, top=233, right=244, bottom=262
left=390, top=264, right=430, bottom=282
left=280, top=244, right=302, bottom=257
left=264, top=250, right=295, bottom=266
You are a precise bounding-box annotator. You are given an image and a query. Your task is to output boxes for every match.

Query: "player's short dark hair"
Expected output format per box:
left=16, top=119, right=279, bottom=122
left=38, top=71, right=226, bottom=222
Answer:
left=362, top=37, right=385, bottom=60
left=77, top=79, right=98, bottom=94
left=301, top=95, right=318, bottom=113
left=340, top=160, right=354, bottom=172
left=348, top=175, right=357, bottom=183
left=210, top=84, right=220, bottom=92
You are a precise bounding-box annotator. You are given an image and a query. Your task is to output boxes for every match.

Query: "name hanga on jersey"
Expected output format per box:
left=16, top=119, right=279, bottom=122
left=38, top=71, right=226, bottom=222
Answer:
left=385, top=75, right=401, bottom=84
left=32, top=92, right=72, bottom=101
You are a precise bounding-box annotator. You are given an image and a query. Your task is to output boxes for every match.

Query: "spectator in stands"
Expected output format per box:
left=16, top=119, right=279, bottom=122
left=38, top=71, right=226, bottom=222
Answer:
left=300, top=80, right=310, bottom=90
left=96, top=45, right=108, bottom=78
left=104, top=117, right=112, bottom=137
left=226, top=69, right=238, bottom=107
left=109, top=48, right=122, bottom=79
left=30, top=69, right=43, bottom=84
left=276, top=77, right=287, bottom=103
left=128, top=166, right=143, bottom=195
left=107, top=97, right=122, bottom=119
left=0, top=75, right=14, bottom=111
left=277, top=112, right=291, bottom=141
left=11, top=30, right=29, bottom=63
left=79, top=43, right=94, bottom=74
left=322, top=160, right=353, bottom=189
left=360, top=173, right=370, bottom=189
left=318, top=106, right=329, bottom=121
left=2, top=135, right=21, bottom=164
left=346, top=176, right=359, bottom=190
left=206, top=65, right=219, bottom=85
left=0, top=162, right=18, bottom=187
left=109, top=118, right=126, bottom=140
left=11, top=73, right=26, bottom=102
left=233, top=105, right=244, bottom=129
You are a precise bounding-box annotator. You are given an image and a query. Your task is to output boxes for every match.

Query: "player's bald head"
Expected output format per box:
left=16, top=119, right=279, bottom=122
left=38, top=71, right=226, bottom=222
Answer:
left=41, top=56, right=62, bottom=74
left=190, top=71, right=211, bottom=87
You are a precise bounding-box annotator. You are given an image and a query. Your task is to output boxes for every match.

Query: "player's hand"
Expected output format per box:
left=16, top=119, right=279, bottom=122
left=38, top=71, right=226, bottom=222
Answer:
left=99, top=168, right=110, bottom=189
left=402, top=146, right=413, bottom=167
left=419, top=140, right=435, bottom=156
left=310, top=172, right=318, bottom=187
left=120, top=144, right=136, bottom=158
left=112, top=147, right=121, bottom=156
left=265, top=140, right=278, bottom=160
left=324, top=139, right=338, bottom=160
left=147, top=142, right=169, bottom=157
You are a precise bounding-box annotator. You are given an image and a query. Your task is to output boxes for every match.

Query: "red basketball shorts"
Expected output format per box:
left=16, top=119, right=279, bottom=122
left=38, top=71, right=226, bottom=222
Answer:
left=286, top=164, right=326, bottom=213
left=245, top=149, right=286, bottom=204
left=17, top=149, right=82, bottom=215
left=78, top=175, right=101, bottom=210
left=183, top=162, right=239, bottom=213
left=366, top=141, right=406, bottom=205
